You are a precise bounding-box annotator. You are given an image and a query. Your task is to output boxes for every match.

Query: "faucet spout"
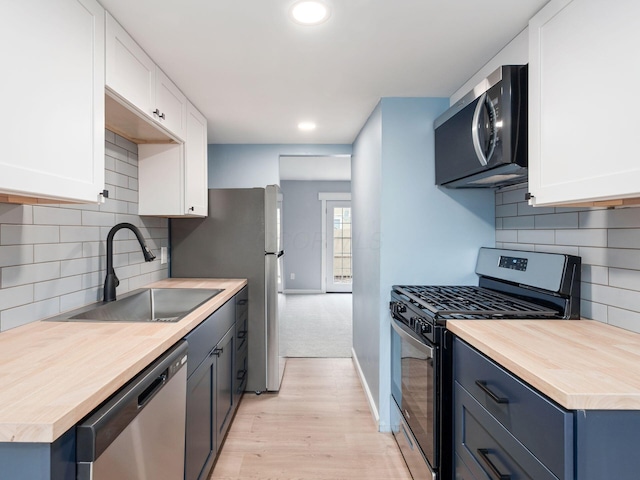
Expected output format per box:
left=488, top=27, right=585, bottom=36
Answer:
left=104, top=223, right=156, bottom=302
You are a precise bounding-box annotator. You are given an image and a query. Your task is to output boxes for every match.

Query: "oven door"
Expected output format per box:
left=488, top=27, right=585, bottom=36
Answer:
left=391, top=317, right=438, bottom=477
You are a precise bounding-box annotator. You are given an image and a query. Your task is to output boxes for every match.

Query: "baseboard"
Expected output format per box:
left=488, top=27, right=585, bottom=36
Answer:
left=282, top=289, right=323, bottom=294
left=351, top=347, right=380, bottom=426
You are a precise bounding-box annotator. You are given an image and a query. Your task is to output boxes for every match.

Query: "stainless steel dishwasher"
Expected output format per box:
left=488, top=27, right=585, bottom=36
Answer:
left=76, top=341, right=188, bottom=480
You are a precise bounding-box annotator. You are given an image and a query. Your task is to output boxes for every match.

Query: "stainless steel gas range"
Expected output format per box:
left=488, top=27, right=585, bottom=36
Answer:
left=389, top=247, right=581, bottom=480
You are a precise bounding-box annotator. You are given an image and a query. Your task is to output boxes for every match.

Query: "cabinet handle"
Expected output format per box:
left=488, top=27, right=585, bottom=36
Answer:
left=477, top=448, right=511, bottom=480
left=210, top=347, right=223, bottom=357
left=237, top=369, right=247, bottom=381
left=189, top=206, right=195, bottom=211
left=475, top=380, right=509, bottom=404
left=153, top=109, right=166, bottom=120
left=238, top=330, right=247, bottom=339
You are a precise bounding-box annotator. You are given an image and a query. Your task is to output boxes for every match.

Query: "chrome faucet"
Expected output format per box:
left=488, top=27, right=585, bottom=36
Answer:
left=104, top=223, right=156, bottom=302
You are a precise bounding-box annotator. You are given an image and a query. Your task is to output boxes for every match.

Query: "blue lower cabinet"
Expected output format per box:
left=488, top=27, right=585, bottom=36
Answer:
left=184, top=290, right=246, bottom=480
left=453, top=336, right=640, bottom=480
left=0, top=429, right=75, bottom=480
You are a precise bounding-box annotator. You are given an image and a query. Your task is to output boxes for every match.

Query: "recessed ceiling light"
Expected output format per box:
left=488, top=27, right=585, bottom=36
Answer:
left=289, top=1, right=330, bottom=26
left=298, top=121, right=317, bottom=131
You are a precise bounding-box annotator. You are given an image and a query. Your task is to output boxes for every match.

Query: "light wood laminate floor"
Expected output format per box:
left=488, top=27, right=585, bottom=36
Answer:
left=209, top=358, right=412, bottom=480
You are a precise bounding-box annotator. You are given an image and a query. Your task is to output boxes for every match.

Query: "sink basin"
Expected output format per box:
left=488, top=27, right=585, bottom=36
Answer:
left=57, top=288, right=222, bottom=323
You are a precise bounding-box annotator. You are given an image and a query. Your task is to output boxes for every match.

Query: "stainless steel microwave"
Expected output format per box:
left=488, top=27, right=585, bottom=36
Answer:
left=434, top=65, right=528, bottom=188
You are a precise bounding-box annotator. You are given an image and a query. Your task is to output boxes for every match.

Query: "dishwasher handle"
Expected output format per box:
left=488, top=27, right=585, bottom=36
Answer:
left=76, top=340, right=188, bottom=463
left=138, top=372, right=167, bottom=408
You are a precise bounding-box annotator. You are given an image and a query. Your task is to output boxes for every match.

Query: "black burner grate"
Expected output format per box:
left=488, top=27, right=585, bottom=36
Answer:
left=395, top=285, right=559, bottom=320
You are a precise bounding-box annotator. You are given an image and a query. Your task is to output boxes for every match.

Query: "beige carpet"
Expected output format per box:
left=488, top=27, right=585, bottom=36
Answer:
left=278, top=293, right=352, bottom=357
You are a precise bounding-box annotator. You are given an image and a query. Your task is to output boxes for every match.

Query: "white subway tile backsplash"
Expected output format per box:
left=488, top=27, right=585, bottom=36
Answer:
left=82, top=210, right=117, bottom=227
left=115, top=159, right=138, bottom=178
left=1, top=225, right=59, bottom=245
left=0, top=131, right=169, bottom=331
left=608, top=228, right=640, bottom=249
left=533, top=244, right=580, bottom=256
left=609, top=268, right=640, bottom=291
left=106, top=142, right=129, bottom=163
left=0, top=245, right=34, bottom=267
left=105, top=170, right=130, bottom=188
left=0, top=204, right=33, bottom=225
left=496, top=203, right=518, bottom=217
left=495, top=184, right=640, bottom=331
left=1, top=298, right=60, bottom=330
left=501, top=188, right=527, bottom=205
left=115, top=186, right=138, bottom=204
left=517, top=229, right=555, bottom=245
left=502, top=215, right=535, bottom=230
left=582, top=265, right=609, bottom=285
left=555, top=229, right=608, bottom=247
left=607, top=307, right=640, bottom=334
left=34, top=275, right=83, bottom=301
left=0, top=285, right=33, bottom=310
left=61, top=226, right=101, bottom=243
left=518, top=202, right=555, bottom=216
left=60, top=287, right=102, bottom=313
left=60, top=257, right=101, bottom=278
left=496, top=230, right=518, bottom=243
left=534, top=212, right=579, bottom=230
left=1, top=262, right=60, bottom=288
left=33, top=206, right=81, bottom=226
left=34, top=243, right=83, bottom=263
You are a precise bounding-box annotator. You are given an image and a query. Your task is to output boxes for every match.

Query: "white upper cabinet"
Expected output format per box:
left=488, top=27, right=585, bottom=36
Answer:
left=105, top=13, right=187, bottom=141
left=105, top=12, right=155, bottom=119
left=184, top=102, right=208, bottom=216
left=138, top=102, right=208, bottom=217
left=0, top=0, right=105, bottom=204
left=528, top=0, right=640, bottom=206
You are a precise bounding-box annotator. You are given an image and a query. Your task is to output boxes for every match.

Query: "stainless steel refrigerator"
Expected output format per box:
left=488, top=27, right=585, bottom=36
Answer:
left=170, top=185, right=285, bottom=393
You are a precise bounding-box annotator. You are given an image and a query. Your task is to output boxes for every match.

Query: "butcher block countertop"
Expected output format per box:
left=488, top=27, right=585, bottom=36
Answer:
left=447, top=319, right=640, bottom=411
left=0, top=278, right=246, bottom=444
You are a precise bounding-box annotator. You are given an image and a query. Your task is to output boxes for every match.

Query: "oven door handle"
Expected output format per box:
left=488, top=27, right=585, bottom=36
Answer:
left=391, top=319, right=435, bottom=358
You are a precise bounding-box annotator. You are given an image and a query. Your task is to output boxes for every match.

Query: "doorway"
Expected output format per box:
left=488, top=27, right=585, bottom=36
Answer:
left=325, top=200, right=352, bottom=293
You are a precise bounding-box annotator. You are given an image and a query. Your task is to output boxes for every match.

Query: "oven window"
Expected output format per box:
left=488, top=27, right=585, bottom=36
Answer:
left=391, top=323, right=437, bottom=468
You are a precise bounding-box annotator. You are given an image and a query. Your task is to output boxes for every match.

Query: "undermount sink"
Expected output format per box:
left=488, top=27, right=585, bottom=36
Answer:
left=56, top=288, right=222, bottom=323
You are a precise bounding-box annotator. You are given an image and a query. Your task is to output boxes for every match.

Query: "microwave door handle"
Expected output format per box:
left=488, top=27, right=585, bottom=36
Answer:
left=471, top=93, right=497, bottom=166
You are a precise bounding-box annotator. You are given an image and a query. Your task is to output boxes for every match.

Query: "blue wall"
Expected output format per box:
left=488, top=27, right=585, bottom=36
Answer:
left=280, top=180, right=351, bottom=292
left=352, top=98, right=496, bottom=428
left=208, top=144, right=352, bottom=188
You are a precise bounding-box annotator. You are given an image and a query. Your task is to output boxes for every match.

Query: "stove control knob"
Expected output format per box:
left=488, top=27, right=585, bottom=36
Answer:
left=394, top=302, right=406, bottom=314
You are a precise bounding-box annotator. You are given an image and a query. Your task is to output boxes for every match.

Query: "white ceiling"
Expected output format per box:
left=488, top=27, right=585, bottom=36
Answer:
left=99, top=0, right=549, bottom=145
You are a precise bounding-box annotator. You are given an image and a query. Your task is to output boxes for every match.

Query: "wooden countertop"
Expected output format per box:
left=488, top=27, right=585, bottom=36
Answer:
left=447, top=319, right=640, bottom=411
left=0, top=278, right=246, bottom=443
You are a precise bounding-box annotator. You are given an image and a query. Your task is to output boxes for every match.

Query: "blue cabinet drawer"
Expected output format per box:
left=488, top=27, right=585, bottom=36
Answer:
left=185, top=298, right=235, bottom=378
left=456, top=383, right=558, bottom=480
left=454, top=338, right=573, bottom=480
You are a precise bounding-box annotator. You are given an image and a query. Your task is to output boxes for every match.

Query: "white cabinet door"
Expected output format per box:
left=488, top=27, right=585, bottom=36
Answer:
left=138, top=103, right=208, bottom=217
left=184, top=102, right=208, bottom=216
left=155, top=68, right=187, bottom=141
left=105, top=13, right=186, bottom=141
left=0, top=0, right=105, bottom=203
left=528, top=0, right=640, bottom=206
left=105, top=12, right=155, bottom=120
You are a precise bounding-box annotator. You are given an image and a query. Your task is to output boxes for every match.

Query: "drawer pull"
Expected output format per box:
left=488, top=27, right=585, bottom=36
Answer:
left=475, top=380, right=509, bottom=404
left=238, top=330, right=247, bottom=339
left=477, top=448, right=511, bottom=480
